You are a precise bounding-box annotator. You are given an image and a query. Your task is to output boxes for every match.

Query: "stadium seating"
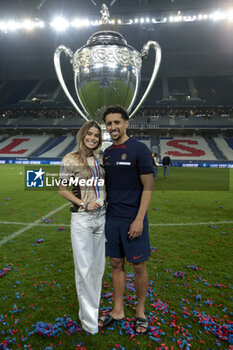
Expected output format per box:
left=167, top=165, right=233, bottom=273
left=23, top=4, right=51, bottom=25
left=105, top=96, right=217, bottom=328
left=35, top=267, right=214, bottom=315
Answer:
left=39, top=136, right=74, bottom=158
left=0, top=135, right=50, bottom=157
left=0, top=76, right=232, bottom=107
left=194, top=77, right=233, bottom=105
left=160, top=136, right=217, bottom=160
left=0, top=75, right=232, bottom=163
left=31, top=136, right=65, bottom=157
left=213, top=137, right=233, bottom=161
left=0, top=133, right=232, bottom=161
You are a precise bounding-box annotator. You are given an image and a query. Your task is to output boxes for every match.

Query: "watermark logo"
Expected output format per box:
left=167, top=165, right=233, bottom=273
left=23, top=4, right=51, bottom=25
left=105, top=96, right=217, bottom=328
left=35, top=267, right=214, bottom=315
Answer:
left=26, top=168, right=45, bottom=188
left=25, top=165, right=105, bottom=191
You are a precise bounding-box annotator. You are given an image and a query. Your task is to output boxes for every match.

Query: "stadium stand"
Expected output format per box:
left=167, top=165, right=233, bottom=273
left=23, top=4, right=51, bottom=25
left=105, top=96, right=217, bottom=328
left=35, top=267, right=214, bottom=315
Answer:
left=0, top=75, right=232, bottom=162
left=2, top=76, right=232, bottom=108
left=160, top=136, right=217, bottom=161
left=0, top=135, right=50, bottom=157
left=30, top=136, right=62, bottom=157
left=59, top=138, right=77, bottom=158
left=39, top=135, right=74, bottom=158
left=213, top=137, right=233, bottom=161
left=193, top=76, right=233, bottom=105
left=205, top=137, right=227, bottom=160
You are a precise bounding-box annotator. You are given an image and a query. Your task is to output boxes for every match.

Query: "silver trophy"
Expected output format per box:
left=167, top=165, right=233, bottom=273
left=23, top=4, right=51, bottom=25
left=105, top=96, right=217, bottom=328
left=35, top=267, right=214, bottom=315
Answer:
left=54, top=4, right=161, bottom=123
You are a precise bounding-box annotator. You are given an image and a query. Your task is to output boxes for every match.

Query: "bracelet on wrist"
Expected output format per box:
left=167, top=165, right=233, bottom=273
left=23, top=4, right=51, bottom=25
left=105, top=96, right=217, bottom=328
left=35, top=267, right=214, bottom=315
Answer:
left=85, top=202, right=90, bottom=210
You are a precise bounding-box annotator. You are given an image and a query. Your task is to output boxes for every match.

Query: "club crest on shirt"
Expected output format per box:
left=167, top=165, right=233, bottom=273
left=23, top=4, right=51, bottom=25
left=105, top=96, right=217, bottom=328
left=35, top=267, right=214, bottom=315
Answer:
left=121, top=153, right=127, bottom=161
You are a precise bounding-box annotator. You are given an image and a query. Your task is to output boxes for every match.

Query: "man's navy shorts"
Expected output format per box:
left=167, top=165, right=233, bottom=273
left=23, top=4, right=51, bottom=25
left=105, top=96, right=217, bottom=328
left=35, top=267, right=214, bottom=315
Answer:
left=105, top=215, right=150, bottom=263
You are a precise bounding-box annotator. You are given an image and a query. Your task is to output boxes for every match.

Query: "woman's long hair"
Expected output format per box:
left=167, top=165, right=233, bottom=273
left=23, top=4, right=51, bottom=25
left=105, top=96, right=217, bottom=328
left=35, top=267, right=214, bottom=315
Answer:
left=74, top=120, right=102, bottom=165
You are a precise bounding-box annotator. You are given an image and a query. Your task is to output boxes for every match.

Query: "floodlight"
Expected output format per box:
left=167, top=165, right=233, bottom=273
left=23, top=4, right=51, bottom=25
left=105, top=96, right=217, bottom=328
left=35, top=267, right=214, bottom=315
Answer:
left=174, top=16, right=182, bottom=22
left=183, top=15, right=193, bottom=22
left=36, top=20, right=45, bottom=28
left=71, top=18, right=81, bottom=27
left=83, top=19, right=90, bottom=26
left=8, top=20, right=21, bottom=31
left=228, top=10, right=233, bottom=21
left=71, top=18, right=90, bottom=27
left=1, top=5, right=233, bottom=35
left=50, top=17, right=69, bottom=31
left=22, top=19, right=35, bottom=31
left=0, top=21, right=8, bottom=31
left=212, top=11, right=226, bottom=20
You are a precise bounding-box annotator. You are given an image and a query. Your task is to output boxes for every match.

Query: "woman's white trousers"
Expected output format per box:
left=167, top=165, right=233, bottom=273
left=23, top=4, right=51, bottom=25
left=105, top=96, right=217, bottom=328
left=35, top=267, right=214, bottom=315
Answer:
left=71, top=207, right=106, bottom=334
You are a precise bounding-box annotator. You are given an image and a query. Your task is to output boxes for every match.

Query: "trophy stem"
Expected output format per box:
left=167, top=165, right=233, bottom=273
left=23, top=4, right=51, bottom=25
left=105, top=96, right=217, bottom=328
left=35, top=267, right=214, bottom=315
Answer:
left=101, top=123, right=112, bottom=151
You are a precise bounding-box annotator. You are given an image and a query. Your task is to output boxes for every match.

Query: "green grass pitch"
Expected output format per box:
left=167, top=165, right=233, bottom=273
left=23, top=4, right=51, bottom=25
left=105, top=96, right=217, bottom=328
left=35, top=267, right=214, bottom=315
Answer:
left=0, top=164, right=232, bottom=350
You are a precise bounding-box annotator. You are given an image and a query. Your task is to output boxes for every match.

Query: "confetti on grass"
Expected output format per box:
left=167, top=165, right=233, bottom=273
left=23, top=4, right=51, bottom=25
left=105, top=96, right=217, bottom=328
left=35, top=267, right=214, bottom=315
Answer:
left=185, top=264, right=201, bottom=271
left=0, top=266, right=11, bottom=278
left=35, top=238, right=44, bottom=244
left=0, top=338, right=15, bottom=350
left=174, top=271, right=186, bottom=278
left=194, top=310, right=233, bottom=344
left=1, top=231, right=232, bottom=349
left=33, top=316, right=82, bottom=337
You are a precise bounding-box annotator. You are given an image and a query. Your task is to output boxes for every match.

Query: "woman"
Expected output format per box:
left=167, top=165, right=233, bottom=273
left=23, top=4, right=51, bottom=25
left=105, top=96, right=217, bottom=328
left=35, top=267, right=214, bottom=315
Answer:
left=59, top=120, right=106, bottom=334
left=152, top=152, right=159, bottom=180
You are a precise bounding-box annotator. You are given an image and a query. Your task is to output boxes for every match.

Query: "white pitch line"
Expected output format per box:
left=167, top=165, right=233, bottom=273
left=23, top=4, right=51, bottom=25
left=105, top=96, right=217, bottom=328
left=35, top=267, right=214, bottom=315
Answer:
left=149, top=221, right=233, bottom=227
left=0, top=202, right=69, bottom=246
left=1, top=220, right=233, bottom=229
left=0, top=221, right=70, bottom=227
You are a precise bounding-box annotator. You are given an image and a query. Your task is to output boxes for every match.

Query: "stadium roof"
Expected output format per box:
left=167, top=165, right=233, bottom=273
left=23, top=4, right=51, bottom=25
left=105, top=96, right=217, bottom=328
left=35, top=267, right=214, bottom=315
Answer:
left=0, top=0, right=233, bottom=80
left=0, top=0, right=233, bottom=18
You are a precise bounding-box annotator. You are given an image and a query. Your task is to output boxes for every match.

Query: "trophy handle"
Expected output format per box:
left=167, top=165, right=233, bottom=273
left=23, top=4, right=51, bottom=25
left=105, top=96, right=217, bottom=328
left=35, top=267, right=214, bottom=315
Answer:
left=129, top=41, right=162, bottom=119
left=54, top=45, right=90, bottom=122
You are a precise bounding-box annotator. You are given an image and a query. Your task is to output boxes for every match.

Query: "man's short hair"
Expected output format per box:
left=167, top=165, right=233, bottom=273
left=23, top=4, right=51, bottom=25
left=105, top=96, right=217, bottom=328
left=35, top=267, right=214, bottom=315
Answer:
left=102, top=105, right=129, bottom=122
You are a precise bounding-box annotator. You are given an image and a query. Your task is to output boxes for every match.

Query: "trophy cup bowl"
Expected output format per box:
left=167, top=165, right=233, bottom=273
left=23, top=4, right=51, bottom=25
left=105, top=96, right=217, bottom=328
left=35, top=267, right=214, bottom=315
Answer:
left=54, top=4, right=161, bottom=123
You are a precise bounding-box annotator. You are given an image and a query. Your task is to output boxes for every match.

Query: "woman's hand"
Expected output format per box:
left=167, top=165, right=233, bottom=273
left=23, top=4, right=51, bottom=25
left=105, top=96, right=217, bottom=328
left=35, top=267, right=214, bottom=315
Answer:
left=86, top=200, right=101, bottom=211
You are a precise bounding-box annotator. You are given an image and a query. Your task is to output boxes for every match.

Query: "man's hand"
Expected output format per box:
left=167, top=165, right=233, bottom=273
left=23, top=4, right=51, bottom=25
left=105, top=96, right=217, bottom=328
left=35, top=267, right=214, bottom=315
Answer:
left=86, top=200, right=101, bottom=211
left=128, top=219, right=143, bottom=240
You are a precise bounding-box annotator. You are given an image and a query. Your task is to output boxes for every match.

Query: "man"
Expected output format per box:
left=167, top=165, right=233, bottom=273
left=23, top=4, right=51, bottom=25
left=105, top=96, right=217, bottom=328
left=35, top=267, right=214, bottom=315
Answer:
left=162, top=152, right=171, bottom=178
left=98, top=105, right=154, bottom=334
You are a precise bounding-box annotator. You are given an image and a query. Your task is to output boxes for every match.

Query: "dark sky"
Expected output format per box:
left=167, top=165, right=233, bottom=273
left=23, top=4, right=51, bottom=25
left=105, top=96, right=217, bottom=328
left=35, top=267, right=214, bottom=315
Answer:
left=0, top=0, right=232, bottom=18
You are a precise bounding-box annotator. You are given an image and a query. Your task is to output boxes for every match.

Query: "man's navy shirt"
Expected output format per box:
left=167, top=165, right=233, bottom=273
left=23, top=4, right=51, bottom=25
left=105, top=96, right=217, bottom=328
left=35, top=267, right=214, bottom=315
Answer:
left=103, top=137, right=153, bottom=220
